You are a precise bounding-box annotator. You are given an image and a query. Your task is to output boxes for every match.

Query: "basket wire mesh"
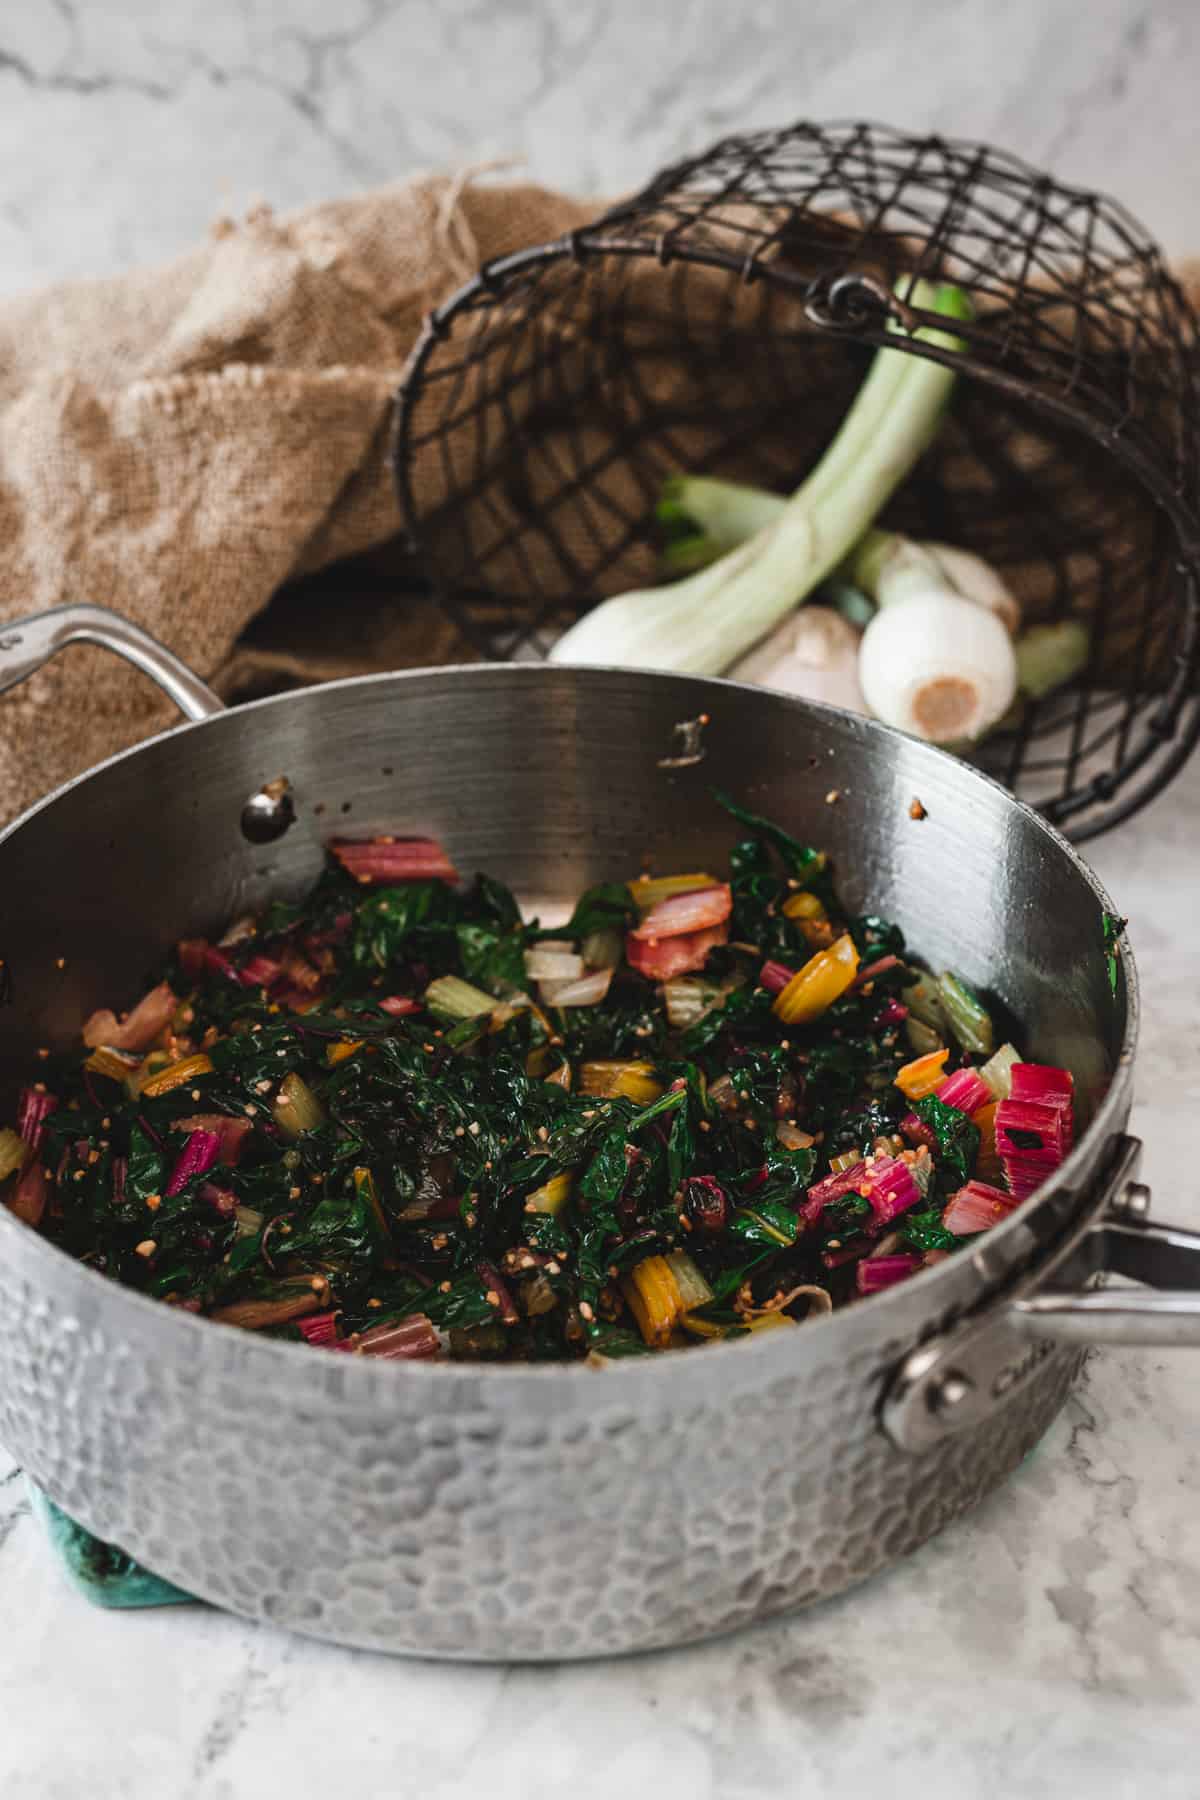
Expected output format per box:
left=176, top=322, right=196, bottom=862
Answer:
left=392, top=121, right=1200, bottom=839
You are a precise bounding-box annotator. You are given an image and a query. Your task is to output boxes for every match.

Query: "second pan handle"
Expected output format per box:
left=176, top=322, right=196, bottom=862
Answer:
left=883, top=1137, right=1200, bottom=1450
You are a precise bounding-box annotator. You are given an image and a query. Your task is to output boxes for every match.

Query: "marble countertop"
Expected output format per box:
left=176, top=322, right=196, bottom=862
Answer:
left=1, top=0, right=1198, bottom=299
left=1, top=757, right=1197, bottom=1797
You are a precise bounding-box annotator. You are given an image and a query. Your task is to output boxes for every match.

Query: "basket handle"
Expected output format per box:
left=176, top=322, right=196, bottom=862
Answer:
left=1010, top=1212, right=1200, bottom=1343
left=0, top=604, right=224, bottom=722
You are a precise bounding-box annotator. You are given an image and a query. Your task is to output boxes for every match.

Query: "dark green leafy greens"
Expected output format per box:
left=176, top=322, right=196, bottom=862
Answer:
left=1102, top=912, right=1127, bottom=999
left=5, top=803, right=1071, bottom=1363
left=910, top=1095, right=981, bottom=1196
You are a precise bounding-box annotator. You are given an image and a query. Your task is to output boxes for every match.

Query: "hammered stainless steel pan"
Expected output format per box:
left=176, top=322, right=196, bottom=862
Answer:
left=0, top=604, right=1198, bottom=1661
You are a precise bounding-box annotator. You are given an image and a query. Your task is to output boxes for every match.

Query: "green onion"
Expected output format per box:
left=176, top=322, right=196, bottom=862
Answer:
left=548, top=278, right=970, bottom=674
left=825, top=579, right=876, bottom=628
left=272, top=1072, right=326, bottom=1140
left=937, top=971, right=994, bottom=1056
left=1015, top=620, right=1090, bottom=699
left=656, top=476, right=787, bottom=574
left=846, top=530, right=1019, bottom=632
left=424, top=975, right=496, bottom=1021
left=854, top=530, right=1019, bottom=741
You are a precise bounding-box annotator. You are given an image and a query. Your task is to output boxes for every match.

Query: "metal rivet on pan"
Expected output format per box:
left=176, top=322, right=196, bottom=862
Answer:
left=1108, top=1179, right=1152, bottom=1223
left=241, top=776, right=296, bottom=844
left=931, top=1372, right=973, bottom=1414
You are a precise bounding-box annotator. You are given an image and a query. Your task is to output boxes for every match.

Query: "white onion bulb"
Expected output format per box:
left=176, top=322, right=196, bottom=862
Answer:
left=858, top=589, right=1017, bottom=742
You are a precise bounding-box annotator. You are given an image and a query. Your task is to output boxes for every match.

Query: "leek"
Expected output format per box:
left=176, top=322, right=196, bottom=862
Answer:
left=667, top=480, right=1089, bottom=715
left=656, top=477, right=786, bottom=574
left=1015, top=620, right=1090, bottom=699
left=825, top=579, right=877, bottom=628
left=549, top=279, right=971, bottom=674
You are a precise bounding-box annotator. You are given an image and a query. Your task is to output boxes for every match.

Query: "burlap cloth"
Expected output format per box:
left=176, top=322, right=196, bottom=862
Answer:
left=2, top=171, right=1197, bottom=829
left=0, top=173, right=601, bottom=826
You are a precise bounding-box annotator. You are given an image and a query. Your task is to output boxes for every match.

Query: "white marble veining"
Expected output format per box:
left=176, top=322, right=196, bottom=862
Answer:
left=4, top=5, right=1200, bottom=1792
left=0, top=0, right=1198, bottom=301
left=1, top=757, right=1198, bottom=1798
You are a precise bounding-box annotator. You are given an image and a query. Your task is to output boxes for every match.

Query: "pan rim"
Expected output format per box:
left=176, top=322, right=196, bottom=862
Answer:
left=0, top=663, right=1139, bottom=1393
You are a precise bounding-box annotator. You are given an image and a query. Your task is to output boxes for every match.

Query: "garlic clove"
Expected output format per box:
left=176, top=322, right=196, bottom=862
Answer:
left=857, top=590, right=1017, bottom=742
left=729, top=606, right=867, bottom=714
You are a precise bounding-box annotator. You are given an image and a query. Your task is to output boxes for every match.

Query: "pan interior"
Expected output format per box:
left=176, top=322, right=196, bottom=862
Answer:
left=0, top=667, right=1127, bottom=1129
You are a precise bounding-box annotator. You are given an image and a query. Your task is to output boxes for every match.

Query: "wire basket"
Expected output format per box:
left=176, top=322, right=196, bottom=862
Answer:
left=392, top=121, right=1200, bottom=839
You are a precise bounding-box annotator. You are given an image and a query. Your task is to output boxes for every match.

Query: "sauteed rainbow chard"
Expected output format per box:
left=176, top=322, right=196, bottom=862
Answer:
left=1, top=797, right=1073, bottom=1362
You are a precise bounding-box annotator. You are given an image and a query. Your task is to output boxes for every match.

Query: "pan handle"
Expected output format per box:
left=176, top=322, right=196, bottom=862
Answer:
left=883, top=1136, right=1200, bottom=1451
left=0, top=604, right=224, bottom=722
left=1011, top=1214, right=1200, bottom=1345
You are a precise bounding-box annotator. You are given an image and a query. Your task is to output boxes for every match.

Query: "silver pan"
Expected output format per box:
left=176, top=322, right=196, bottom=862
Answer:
left=0, top=604, right=1197, bottom=1660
